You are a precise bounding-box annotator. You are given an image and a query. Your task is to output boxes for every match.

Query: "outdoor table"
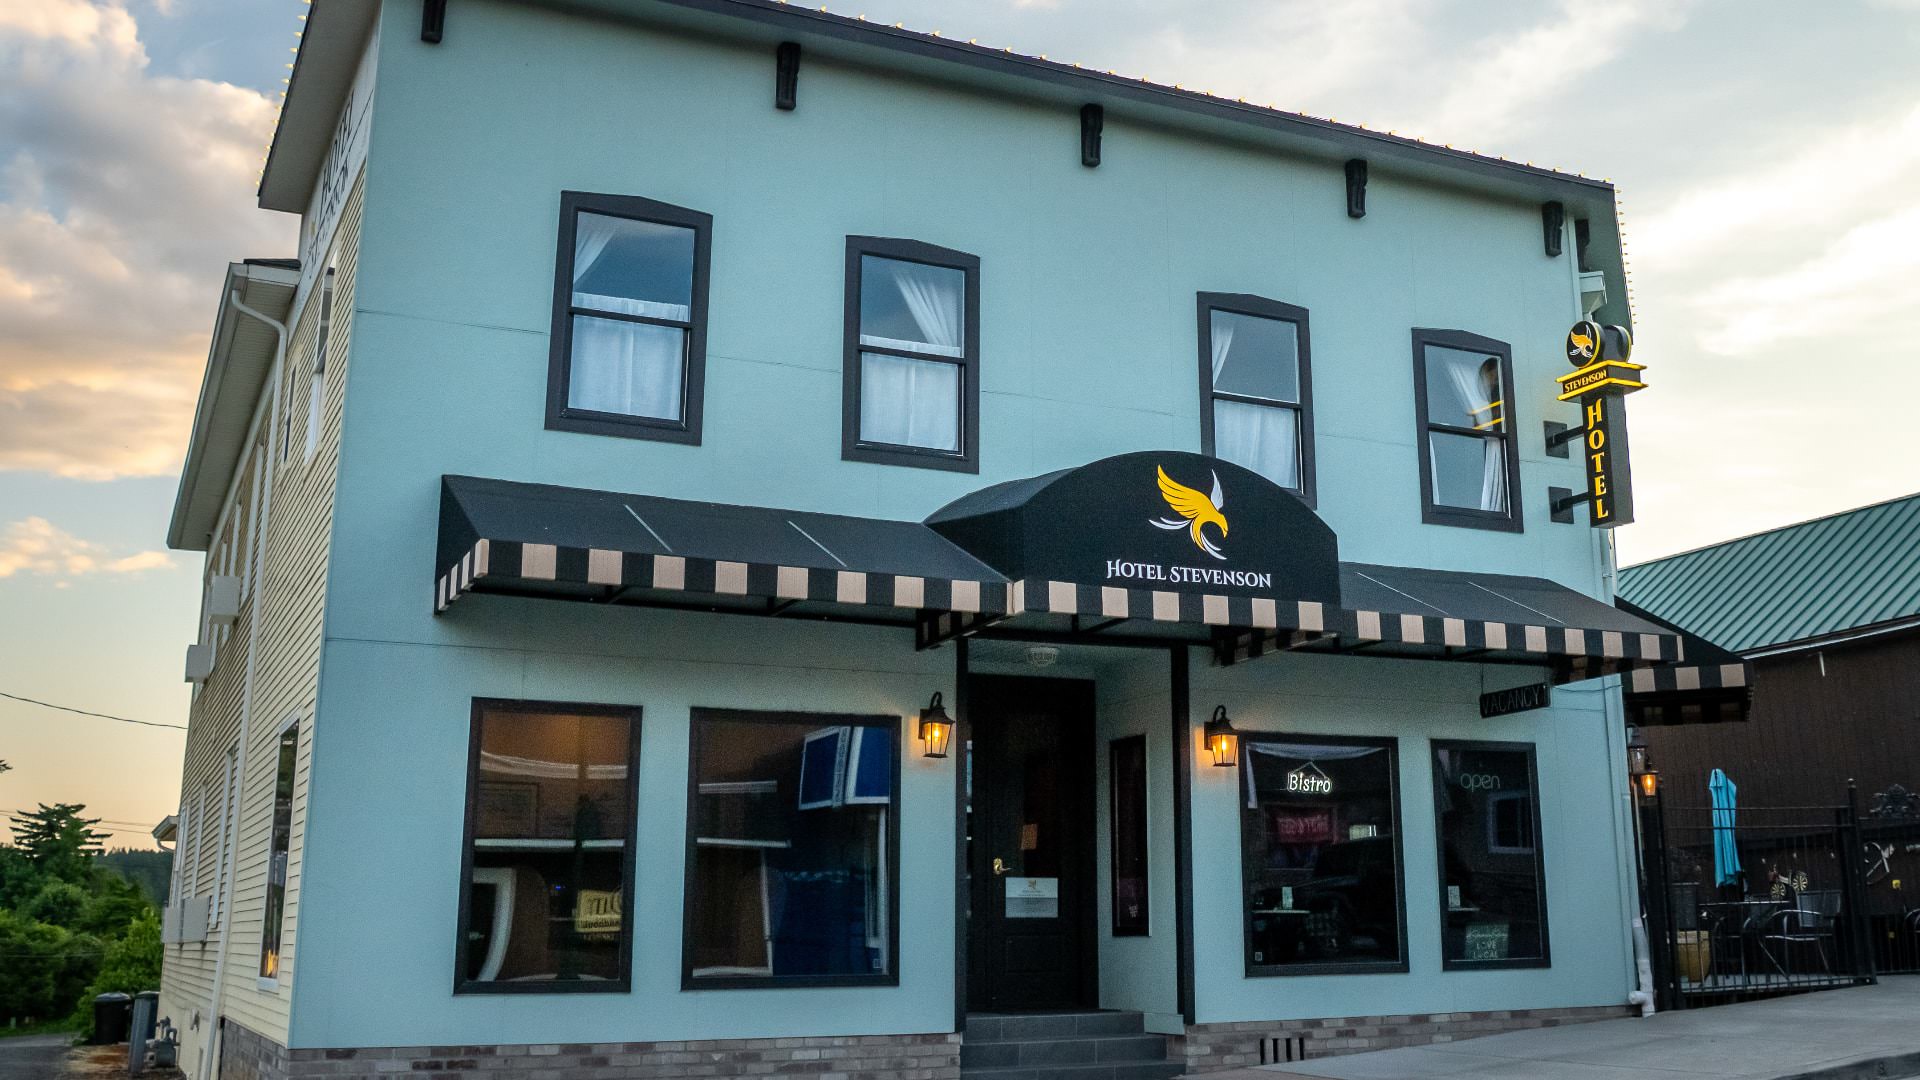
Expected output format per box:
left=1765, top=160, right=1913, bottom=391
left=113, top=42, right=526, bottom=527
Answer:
left=1699, top=899, right=1783, bottom=983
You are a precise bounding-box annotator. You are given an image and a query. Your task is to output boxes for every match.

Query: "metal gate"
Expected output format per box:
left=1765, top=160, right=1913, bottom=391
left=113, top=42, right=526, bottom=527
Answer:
left=1639, top=784, right=1877, bottom=1009
left=1861, top=785, right=1920, bottom=976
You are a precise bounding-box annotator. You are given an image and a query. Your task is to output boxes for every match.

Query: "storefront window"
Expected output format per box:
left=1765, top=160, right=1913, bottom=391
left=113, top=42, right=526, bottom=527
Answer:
left=1240, top=735, right=1405, bottom=975
left=684, top=709, right=899, bottom=987
left=1431, top=741, right=1548, bottom=968
left=1110, top=735, right=1149, bottom=936
left=456, top=700, right=639, bottom=993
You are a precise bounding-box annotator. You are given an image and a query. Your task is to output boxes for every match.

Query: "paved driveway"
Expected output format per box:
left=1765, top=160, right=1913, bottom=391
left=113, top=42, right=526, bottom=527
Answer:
left=0, top=1035, right=70, bottom=1080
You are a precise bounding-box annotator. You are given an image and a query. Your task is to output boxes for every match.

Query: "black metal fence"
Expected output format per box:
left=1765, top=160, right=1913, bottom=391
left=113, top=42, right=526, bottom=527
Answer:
left=1860, top=786, right=1920, bottom=976
left=1639, top=786, right=1879, bottom=1009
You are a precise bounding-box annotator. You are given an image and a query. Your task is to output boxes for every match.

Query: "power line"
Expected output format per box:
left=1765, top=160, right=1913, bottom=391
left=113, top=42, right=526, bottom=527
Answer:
left=0, top=691, right=187, bottom=731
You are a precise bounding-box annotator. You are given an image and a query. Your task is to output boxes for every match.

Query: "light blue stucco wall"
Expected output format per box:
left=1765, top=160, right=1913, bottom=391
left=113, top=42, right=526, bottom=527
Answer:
left=291, top=0, right=1634, bottom=1048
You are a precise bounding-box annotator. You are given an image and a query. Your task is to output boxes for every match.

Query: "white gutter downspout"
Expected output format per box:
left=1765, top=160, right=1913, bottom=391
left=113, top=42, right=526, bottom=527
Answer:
left=197, top=287, right=287, bottom=1080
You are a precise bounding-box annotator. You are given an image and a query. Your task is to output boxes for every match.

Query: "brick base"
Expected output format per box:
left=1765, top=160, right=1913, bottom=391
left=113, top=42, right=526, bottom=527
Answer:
left=1176, top=1004, right=1635, bottom=1072
left=219, top=1019, right=960, bottom=1080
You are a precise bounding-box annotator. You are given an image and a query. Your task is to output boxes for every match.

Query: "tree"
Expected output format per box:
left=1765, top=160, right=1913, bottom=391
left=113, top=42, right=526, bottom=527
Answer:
left=10, top=804, right=108, bottom=886
left=22, top=880, right=89, bottom=929
left=74, top=911, right=162, bottom=1037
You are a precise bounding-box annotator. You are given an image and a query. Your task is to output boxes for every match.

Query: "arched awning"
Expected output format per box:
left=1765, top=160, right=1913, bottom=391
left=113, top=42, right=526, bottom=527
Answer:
left=434, top=451, right=1727, bottom=697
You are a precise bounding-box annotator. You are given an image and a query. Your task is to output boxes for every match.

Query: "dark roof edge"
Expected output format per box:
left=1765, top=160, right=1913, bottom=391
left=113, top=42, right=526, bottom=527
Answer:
left=1741, top=614, right=1920, bottom=660
left=1621, top=490, right=1920, bottom=574
left=650, top=0, right=1614, bottom=198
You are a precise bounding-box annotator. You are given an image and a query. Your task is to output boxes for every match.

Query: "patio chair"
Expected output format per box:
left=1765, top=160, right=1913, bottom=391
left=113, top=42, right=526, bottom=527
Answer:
left=1758, top=888, right=1840, bottom=977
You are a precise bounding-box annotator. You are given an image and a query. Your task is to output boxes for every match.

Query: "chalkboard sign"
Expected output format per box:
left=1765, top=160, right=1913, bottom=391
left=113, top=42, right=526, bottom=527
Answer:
left=1465, top=922, right=1510, bottom=961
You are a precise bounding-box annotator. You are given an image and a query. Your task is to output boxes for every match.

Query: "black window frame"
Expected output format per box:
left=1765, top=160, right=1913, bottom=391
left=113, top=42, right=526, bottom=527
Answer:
left=1109, top=734, right=1150, bottom=938
left=545, top=191, right=712, bottom=445
left=680, top=707, right=904, bottom=990
left=841, top=236, right=981, bottom=473
left=1429, top=738, right=1551, bottom=972
left=1196, top=293, right=1316, bottom=507
left=1410, top=328, right=1523, bottom=532
left=452, top=697, right=644, bottom=996
left=1237, top=732, right=1409, bottom=978
left=257, top=716, right=299, bottom=984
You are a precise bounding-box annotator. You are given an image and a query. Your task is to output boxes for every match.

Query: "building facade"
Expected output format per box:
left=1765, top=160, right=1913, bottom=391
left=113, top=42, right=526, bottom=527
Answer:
left=157, top=2, right=1725, bottom=1077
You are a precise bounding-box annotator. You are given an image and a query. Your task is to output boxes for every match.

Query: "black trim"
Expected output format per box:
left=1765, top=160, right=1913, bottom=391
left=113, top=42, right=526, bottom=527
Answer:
left=420, top=0, right=445, bottom=43
left=952, top=638, right=969, bottom=1034
left=1196, top=293, right=1317, bottom=507
left=1542, top=202, right=1565, bottom=258
left=1237, top=731, right=1410, bottom=978
left=1170, top=646, right=1195, bottom=1023
left=1109, top=734, right=1150, bottom=936
left=679, top=707, right=903, bottom=990
left=453, top=698, right=643, bottom=996
left=774, top=41, right=801, bottom=110
left=1080, top=103, right=1103, bottom=167
left=841, top=236, right=981, bottom=473
left=1410, top=328, right=1524, bottom=533
left=1344, top=159, right=1367, bottom=219
left=545, top=191, right=711, bottom=445
left=1429, top=739, right=1551, bottom=971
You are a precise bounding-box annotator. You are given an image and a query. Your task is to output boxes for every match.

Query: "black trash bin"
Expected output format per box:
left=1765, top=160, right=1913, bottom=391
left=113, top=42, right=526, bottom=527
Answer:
left=91, top=992, right=132, bottom=1044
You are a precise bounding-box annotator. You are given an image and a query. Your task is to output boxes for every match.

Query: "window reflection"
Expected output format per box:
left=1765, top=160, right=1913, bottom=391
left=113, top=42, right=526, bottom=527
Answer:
left=461, top=701, right=636, bottom=990
left=1240, top=736, right=1404, bottom=973
left=1432, top=743, right=1548, bottom=966
left=687, top=711, right=896, bottom=984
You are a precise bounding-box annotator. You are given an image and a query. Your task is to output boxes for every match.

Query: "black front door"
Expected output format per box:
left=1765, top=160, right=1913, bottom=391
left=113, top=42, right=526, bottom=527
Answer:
left=966, top=675, right=1098, bottom=1011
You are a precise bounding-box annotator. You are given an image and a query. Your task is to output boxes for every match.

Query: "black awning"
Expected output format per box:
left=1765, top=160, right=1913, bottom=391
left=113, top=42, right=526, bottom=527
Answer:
left=436, top=476, right=1009, bottom=620
left=1615, top=597, right=1753, bottom=725
left=432, top=459, right=1688, bottom=685
left=1214, top=562, right=1680, bottom=681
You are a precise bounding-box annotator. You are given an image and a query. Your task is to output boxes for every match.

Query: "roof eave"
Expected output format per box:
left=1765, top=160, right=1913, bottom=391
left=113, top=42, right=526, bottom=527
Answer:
left=166, top=261, right=301, bottom=552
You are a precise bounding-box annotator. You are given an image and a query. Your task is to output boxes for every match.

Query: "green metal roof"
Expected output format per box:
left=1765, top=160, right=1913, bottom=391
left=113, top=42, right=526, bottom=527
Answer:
left=1618, top=492, right=1920, bottom=654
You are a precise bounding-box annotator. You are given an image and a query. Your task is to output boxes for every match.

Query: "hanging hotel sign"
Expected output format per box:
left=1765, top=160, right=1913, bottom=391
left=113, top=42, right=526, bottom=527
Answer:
left=1552, top=321, right=1642, bottom=528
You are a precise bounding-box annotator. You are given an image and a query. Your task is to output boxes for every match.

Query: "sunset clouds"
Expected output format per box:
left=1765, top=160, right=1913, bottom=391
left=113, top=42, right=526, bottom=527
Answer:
left=0, top=0, right=293, bottom=480
left=0, top=516, right=172, bottom=578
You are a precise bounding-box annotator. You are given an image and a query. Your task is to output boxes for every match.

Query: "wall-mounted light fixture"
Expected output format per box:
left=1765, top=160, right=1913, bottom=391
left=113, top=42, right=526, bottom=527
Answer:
left=919, top=692, right=954, bottom=759
left=1628, top=728, right=1660, bottom=798
left=1204, top=705, right=1239, bottom=768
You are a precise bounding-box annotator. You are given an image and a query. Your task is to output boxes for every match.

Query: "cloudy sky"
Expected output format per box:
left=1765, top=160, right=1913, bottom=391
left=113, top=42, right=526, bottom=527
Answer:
left=1, top=0, right=1915, bottom=835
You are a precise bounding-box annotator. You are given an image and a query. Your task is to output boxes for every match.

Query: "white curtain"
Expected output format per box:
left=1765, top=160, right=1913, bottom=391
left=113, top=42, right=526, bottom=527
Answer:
left=859, top=259, right=964, bottom=448
left=859, top=260, right=963, bottom=358
left=1209, top=315, right=1236, bottom=383
left=569, top=317, right=684, bottom=420
left=1214, top=400, right=1299, bottom=490
left=1438, top=353, right=1507, bottom=513
left=567, top=214, right=688, bottom=419
left=860, top=353, right=959, bottom=450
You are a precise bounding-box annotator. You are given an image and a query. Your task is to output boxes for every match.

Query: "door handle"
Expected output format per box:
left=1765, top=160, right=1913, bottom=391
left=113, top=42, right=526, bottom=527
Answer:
left=992, top=857, right=1010, bottom=876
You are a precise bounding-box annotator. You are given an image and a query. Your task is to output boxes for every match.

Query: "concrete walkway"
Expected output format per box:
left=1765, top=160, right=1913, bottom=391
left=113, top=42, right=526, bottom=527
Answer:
left=1201, top=978, right=1920, bottom=1080
left=0, top=1034, right=71, bottom=1080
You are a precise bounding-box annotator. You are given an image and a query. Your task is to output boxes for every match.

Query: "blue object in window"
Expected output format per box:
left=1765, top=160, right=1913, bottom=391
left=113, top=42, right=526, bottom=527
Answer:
left=798, top=727, right=848, bottom=809
left=846, top=726, right=893, bottom=805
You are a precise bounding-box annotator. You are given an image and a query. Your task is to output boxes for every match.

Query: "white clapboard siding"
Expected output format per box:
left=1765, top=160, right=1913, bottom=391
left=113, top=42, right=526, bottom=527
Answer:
left=160, top=170, right=361, bottom=1058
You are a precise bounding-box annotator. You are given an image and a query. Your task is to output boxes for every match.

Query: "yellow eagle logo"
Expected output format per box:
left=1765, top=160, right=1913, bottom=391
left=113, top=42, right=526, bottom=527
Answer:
left=1150, top=466, right=1228, bottom=560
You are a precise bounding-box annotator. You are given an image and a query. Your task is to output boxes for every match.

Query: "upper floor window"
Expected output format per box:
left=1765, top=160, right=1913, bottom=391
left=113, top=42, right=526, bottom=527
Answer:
left=546, top=192, right=710, bottom=444
left=842, top=237, right=979, bottom=473
left=1197, top=294, right=1314, bottom=502
left=1411, top=329, right=1522, bottom=531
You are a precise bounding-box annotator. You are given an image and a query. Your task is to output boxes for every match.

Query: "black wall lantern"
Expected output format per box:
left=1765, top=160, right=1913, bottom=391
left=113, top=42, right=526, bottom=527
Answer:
left=1628, top=728, right=1660, bottom=798
left=1204, top=705, right=1239, bottom=768
left=919, top=692, right=954, bottom=758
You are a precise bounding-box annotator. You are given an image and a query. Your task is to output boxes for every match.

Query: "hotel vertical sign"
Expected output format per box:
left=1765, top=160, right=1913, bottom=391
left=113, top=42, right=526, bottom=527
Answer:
left=1553, top=320, right=1643, bottom=528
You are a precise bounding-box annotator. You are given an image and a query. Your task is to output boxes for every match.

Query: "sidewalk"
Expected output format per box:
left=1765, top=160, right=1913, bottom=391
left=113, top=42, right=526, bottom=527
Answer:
left=1200, top=978, right=1920, bottom=1080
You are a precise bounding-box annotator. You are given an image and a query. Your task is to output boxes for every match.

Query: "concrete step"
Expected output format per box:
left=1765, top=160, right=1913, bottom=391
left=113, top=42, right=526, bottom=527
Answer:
left=956, top=1063, right=1184, bottom=1080
left=965, top=1011, right=1146, bottom=1043
left=961, top=1033, right=1171, bottom=1070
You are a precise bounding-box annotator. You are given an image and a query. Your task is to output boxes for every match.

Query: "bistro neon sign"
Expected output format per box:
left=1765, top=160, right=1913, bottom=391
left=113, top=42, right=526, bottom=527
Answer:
left=1286, top=763, right=1333, bottom=795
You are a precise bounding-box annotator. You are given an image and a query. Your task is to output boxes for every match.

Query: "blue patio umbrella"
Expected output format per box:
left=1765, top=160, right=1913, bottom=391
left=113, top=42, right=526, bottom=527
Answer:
left=1709, top=768, right=1741, bottom=888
